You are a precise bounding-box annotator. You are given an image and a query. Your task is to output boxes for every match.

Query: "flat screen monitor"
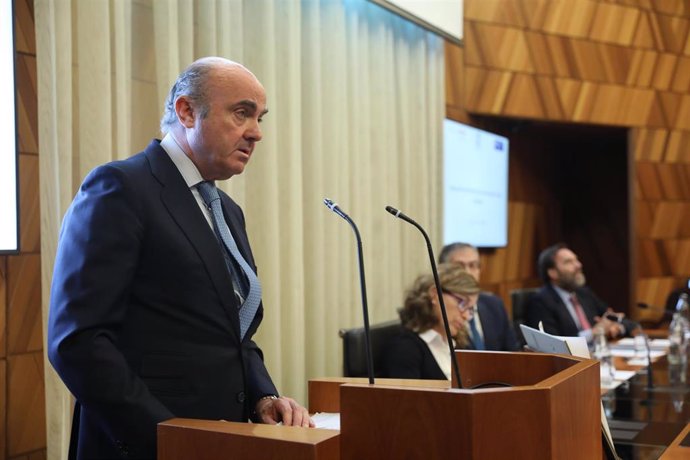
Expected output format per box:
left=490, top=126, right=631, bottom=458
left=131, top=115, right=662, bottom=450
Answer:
left=443, top=119, right=509, bottom=248
left=0, top=0, right=19, bottom=253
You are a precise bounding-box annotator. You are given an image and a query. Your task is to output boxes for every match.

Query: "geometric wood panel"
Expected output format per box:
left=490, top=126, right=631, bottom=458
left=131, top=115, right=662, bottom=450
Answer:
left=0, top=359, right=5, bottom=460
left=15, top=0, right=35, bottom=55
left=7, top=353, right=45, bottom=457
left=0, top=257, right=5, bottom=359
left=17, top=54, right=38, bottom=155
left=18, top=155, right=40, bottom=253
left=7, top=255, right=42, bottom=354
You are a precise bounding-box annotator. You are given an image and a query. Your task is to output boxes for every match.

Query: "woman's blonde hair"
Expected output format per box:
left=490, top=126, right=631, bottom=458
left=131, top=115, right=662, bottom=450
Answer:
left=399, top=263, right=479, bottom=346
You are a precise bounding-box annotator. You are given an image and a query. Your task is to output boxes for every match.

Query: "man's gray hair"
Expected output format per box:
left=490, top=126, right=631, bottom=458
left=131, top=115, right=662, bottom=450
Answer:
left=159, top=61, right=214, bottom=134
left=438, top=242, right=477, bottom=264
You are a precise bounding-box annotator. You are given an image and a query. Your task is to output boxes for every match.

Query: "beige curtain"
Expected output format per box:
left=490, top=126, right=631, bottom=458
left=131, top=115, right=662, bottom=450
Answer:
left=36, top=0, right=444, bottom=458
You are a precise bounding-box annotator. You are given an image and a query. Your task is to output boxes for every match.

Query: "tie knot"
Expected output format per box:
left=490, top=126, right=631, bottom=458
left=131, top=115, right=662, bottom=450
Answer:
left=197, top=181, right=220, bottom=207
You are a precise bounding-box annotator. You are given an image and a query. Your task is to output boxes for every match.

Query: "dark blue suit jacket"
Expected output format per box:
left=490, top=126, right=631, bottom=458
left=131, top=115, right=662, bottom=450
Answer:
left=476, top=293, right=521, bottom=351
left=48, top=140, right=277, bottom=459
left=525, top=284, right=636, bottom=337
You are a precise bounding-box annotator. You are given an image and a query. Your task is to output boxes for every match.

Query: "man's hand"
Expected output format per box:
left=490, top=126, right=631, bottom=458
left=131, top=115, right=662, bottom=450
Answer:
left=594, top=310, right=624, bottom=339
left=255, top=396, right=315, bottom=427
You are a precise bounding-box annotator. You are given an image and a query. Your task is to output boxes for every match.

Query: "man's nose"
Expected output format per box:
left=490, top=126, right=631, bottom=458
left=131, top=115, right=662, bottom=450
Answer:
left=245, top=119, right=263, bottom=142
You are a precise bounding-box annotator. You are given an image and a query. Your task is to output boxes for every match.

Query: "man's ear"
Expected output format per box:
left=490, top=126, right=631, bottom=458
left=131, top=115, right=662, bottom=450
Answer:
left=547, top=267, right=558, bottom=282
left=175, top=95, right=196, bottom=128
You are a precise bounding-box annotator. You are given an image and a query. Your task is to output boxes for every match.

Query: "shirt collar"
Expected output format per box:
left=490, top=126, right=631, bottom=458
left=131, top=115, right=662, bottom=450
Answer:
left=552, top=283, right=574, bottom=305
left=160, top=133, right=205, bottom=188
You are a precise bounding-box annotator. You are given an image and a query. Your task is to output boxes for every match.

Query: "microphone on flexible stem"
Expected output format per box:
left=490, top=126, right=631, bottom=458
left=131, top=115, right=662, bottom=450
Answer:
left=324, top=198, right=375, bottom=385
left=643, top=332, right=654, bottom=390
left=384, top=205, right=463, bottom=389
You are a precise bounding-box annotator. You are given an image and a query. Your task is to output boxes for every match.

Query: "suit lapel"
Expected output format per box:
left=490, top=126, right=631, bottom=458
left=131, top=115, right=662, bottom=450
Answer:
left=546, top=285, right=579, bottom=333
left=143, top=142, right=242, bottom=342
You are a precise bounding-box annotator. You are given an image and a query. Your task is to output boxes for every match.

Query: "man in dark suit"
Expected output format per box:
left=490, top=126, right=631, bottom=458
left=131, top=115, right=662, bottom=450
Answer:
left=525, top=243, right=637, bottom=339
left=439, top=243, right=521, bottom=351
left=48, top=57, right=312, bottom=460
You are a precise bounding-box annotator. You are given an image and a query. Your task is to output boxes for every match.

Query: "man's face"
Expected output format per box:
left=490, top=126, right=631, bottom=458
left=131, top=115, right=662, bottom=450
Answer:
left=180, top=65, right=267, bottom=180
left=550, top=248, right=586, bottom=291
left=447, top=247, right=481, bottom=282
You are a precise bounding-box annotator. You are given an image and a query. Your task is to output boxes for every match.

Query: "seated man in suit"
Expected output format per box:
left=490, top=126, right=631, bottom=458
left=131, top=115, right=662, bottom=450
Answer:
left=526, top=243, right=637, bottom=340
left=439, top=242, right=521, bottom=351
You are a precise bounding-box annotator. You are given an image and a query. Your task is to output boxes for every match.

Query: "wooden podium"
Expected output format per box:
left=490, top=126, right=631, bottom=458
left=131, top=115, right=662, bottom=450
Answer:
left=338, top=350, right=601, bottom=459
left=158, top=351, right=601, bottom=460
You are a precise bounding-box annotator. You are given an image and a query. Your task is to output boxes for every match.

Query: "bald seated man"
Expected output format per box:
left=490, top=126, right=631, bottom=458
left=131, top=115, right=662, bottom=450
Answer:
left=439, top=243, right=521, bottom=351
left=48, top=57, right=312, bottom=460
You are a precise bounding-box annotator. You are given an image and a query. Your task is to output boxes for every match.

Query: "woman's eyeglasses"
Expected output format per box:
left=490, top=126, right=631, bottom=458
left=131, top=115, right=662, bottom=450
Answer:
left=442, top=290, right=472, bottom=312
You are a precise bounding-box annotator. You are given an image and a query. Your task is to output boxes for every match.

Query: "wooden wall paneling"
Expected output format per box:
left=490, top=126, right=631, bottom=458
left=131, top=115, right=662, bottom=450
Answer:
left=570, top=81, right=598, bottom=122
left=626, top=49, right=658, bottom=87
left=631, top=9, right=658, bottom=48
left=666, top=239, right=690, bottom=275
left=665, top=130, right=690, bottom=162
left=635, top=200, right=653, bottom=238
left=637, top=239, right=666, bottom=276
left=0, top=359, right=5, bottom=460
left=680, top=202, right=690, bottom=238
left=589, top=2, right=640, bottom=46
left=650, top=53, right=678, bottom=90
left=656, top=163, right=686, bottom=199
left=670, top=56, right=690, bottom=92
left=502, top=74, right=545, bottom=118
left=7, top=353, right=45, bottom=457
left=631, top=128, right=668, bottom=161
left=658, top=91, right=682, bottom=128
left=464, top=0, right=527, bottom=28
left=525, top=0, right=598, bottom=39
left=7, top=255, right=41, bottom=354
left=544, top=35, right=578, bottom=78
left=524, top=31, right=555, bottom=75
left=570, top=37, right=611, bottom=82
left=649, top=202, right=684, bottom=238
left=649, top=13, right=690, bottom=54
left=636, top=162, right=664, bottom=199
left=634, top=277, right=675, bottom=321
left=0, top=258, right=5, bottom=359
left=553, top=78, right=583, bottom=118
left=16, top=54, right=38, bottom=154
left=651, top=0, right=690, bottom=17
left=464, top=22, right=534, bottom=73
left=14, top=0, right=35, bottom=55
left=18, top=155, right=39, bottom=253
left=463, top=67, right=512, bottom=114
left=598, top=42, right=633, bottom=84
left=671, top=94, right=690, bottom=130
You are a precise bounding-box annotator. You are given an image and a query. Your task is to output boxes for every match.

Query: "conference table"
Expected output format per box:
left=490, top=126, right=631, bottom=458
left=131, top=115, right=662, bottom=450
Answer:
left=604, top=347, right=690, bottom=459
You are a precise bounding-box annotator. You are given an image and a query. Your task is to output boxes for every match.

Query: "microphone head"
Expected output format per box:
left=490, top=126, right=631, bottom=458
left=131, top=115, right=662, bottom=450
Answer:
left=385, top=205, right=400, bottom=216
left=323, top=198, right=336, bottom=210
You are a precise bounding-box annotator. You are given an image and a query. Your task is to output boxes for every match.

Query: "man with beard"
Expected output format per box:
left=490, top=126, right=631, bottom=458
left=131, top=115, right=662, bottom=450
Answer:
left=525, top=243, right=636, bottom=340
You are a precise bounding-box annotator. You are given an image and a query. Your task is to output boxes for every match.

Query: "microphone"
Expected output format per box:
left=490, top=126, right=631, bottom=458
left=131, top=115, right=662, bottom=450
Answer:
left=324, top=198, right=375, bottom=385
left=385, top=205, right=463, bottom=388
left=642, top=333, right=654, bottom=389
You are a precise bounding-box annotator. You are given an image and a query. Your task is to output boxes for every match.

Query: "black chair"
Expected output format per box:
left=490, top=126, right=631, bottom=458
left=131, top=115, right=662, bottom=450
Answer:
left=510, top=287, right=539, bottom=346
left=339, top=319, right=404, bottom=378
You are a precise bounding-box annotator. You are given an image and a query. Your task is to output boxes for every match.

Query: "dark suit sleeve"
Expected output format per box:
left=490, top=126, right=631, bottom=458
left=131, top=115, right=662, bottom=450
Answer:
left=381, top=332, right=426, bottom=379
left=525, top=290, right=563, bottom=336
left=48, top=165, right=173, bottom=457
left=482, top=294, right=521, bottom=351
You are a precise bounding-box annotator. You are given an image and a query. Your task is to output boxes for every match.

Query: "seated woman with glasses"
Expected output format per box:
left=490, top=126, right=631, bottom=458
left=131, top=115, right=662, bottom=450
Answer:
left=381, top=264, right=479, bottom=380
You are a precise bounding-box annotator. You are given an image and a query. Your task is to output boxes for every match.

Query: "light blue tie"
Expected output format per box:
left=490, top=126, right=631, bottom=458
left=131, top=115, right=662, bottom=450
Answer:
left=197, top=181, right=262, bottom=340
left=469, top=315, right=485, bottom=350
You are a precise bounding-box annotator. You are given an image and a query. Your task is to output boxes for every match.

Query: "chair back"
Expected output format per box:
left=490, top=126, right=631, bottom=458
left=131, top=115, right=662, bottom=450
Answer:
left=510, top=287, right=540, bottom=345
left=339, top=320, right=403, bottom=377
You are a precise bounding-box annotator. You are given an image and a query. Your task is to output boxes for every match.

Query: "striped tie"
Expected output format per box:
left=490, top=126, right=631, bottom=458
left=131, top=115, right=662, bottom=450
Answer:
left=197, top=181, right=262, bottom=340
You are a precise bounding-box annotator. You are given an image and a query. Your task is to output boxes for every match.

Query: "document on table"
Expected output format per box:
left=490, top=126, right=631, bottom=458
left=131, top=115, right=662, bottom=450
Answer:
left=312, top=412, right=340, bottom=430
